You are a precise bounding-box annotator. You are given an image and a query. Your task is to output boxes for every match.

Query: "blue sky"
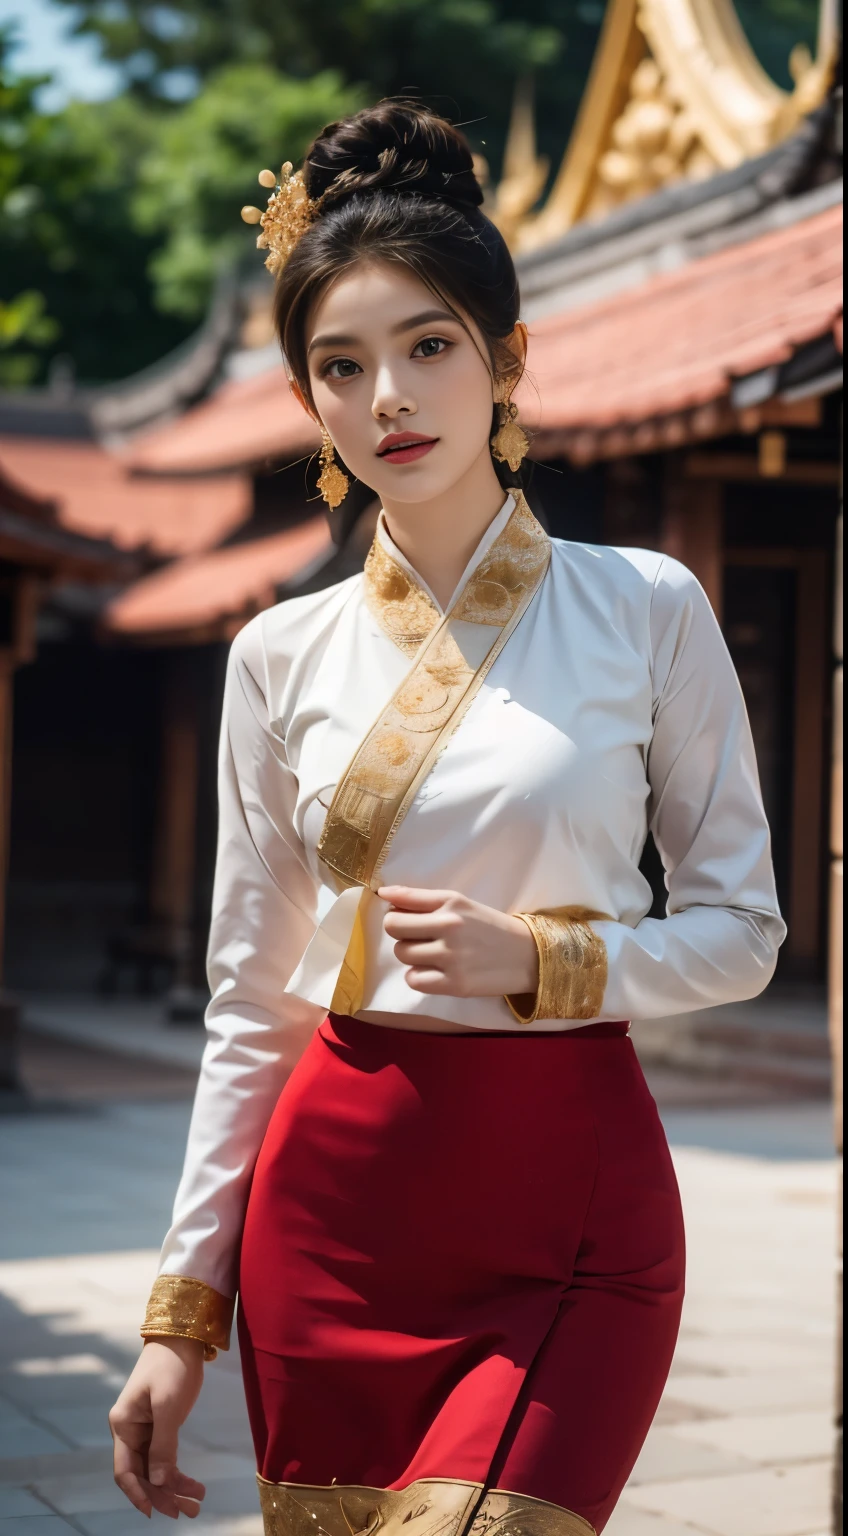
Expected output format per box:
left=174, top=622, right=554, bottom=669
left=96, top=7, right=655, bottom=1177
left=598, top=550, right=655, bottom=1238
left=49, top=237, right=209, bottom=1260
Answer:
left=0, top=0, right=123, bottom=107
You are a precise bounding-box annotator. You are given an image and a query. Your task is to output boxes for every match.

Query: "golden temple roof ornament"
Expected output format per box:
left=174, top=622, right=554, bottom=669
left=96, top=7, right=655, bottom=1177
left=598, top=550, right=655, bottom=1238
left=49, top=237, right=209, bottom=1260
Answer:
left=493, top=0, right=837, bottom=253
left=486, top=76, right=550, bottom=248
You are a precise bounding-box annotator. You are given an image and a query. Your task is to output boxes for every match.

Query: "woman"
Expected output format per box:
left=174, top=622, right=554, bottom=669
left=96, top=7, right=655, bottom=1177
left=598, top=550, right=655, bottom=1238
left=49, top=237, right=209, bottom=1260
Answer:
left=110, top=101, right=785, bottom=1535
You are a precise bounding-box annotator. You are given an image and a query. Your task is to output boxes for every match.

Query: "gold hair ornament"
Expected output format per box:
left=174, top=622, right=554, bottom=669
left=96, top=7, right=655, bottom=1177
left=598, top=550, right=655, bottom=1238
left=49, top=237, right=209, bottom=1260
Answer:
left=491, top=390, right=530, bottom=473
left=241, top=163, right=322, bottom=276
left=317, top=428, right=350, bottom=509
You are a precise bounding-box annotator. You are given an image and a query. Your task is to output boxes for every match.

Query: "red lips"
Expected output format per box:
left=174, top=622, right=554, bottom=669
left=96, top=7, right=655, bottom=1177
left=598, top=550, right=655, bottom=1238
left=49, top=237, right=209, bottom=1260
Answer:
left=377, top=431, right=439, bottom=457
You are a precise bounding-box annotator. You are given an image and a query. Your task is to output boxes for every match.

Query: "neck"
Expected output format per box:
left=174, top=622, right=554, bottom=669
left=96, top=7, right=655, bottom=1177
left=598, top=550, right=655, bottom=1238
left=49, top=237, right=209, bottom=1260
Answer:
left=380, top=446, right=509, bottom=610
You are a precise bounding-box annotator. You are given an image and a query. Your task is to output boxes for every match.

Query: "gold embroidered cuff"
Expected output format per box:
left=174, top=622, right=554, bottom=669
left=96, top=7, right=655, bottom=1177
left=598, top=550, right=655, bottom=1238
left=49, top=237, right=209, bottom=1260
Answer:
left=506, top=908, right=609, bottom=1024
left=140, top=1274, right=233, bottom=1361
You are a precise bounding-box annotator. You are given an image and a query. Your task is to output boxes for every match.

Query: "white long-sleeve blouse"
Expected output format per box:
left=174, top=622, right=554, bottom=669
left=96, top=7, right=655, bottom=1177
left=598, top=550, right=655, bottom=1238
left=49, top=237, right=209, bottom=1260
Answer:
left=152, top=490, right=784, bottom=1317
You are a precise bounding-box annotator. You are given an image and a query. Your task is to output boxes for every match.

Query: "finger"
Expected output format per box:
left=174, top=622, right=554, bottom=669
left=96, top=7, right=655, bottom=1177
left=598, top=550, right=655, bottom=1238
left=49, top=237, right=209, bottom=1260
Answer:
left=393, top=939, right=448, bottom=966
left=174, top=1472, right=206, bottom=1501
left=138, top=1476, right=183, bottom=1520
left=384, top=908, right=460, bottom=940
left=384, top=910, right=440, bottom=940
left=405, top=968, right=454, bottom=994
left=378, top=886, right=452, bottom=912
left=114, top=1468, right=153, bottom=1518
left=147, top=1403, right=181, bottom=1492
left=113, top=1432, right=153, bottom=1517
left=175, top=1493, right=203, bottom=1518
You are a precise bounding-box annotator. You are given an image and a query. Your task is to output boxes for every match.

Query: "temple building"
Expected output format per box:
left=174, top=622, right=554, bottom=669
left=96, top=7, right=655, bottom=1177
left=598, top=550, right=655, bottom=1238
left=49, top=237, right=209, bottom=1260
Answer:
left=0, top=463, right=137, bottom=1086
left=0, top=0, right=841, bottom=1085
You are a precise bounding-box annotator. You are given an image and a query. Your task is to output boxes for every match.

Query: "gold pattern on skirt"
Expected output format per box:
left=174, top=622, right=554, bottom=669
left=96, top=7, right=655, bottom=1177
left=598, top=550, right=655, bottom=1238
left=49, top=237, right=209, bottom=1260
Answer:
left=318, top=493, right=550, bottom=892
left=506, top=907, right=611, bottom=1023
left=257, top=1477, right=596, bottom=1536
left=140, top=1274, right=233, bottom=1360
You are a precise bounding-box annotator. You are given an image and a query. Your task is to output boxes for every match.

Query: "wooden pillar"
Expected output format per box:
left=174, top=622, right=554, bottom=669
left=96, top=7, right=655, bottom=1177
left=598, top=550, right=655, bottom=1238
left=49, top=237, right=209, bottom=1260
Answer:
left=0, top=573, right=40, bottom=1097
left=0, top=653, right=13, bottom=988
left=0, top=653, right=19, bottom=1094
left=831, top=492, right=843, bottom=1536
left=661, top=468, right=723, bottom=621
left=789, top=552, right=830, bottom=968
left=150, top=653, right=200, bottom=1004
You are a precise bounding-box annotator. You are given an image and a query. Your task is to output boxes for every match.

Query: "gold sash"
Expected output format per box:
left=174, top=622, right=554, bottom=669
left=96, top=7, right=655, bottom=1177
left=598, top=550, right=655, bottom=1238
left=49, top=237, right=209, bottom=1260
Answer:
left=317, top=493, right=550, bottom=895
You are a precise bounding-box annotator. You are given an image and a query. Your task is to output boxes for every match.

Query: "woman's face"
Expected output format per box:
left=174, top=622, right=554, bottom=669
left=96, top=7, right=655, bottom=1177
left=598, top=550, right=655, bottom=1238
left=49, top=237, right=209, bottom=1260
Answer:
left=302, top=261, right=502, bottom=504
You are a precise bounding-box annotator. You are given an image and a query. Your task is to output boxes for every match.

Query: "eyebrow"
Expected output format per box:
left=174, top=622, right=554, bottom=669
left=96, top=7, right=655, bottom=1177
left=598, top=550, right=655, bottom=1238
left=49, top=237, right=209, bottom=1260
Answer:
left=307, top=308, right=459, bottom=356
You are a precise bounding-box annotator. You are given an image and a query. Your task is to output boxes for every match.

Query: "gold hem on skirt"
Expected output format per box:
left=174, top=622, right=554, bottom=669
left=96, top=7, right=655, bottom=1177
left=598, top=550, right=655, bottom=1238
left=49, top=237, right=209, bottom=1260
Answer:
left=257, top=1475, right=596, bottom=1536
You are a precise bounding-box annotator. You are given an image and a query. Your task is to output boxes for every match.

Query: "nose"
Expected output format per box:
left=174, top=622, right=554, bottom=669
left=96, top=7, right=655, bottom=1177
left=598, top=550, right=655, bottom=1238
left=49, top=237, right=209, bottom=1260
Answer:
left=371, top=360, right=416, bottom=423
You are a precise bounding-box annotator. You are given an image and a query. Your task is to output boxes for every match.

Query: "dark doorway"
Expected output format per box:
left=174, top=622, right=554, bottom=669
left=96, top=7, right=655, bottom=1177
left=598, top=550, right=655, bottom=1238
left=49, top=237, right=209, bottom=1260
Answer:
left=723, top=563, right=796, bottom=918
left=7, top=639, right=160, bottom=990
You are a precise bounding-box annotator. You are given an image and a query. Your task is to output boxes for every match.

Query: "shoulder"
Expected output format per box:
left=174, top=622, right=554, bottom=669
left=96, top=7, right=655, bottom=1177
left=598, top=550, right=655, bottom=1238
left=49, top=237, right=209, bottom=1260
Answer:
left=548, top=535, right=665, bottom=587
left=228, top=571, right=362, bottom=682
left=547, top=536, right=665, bottom=619
left=547, top=540, right=720, bottom=701
left=549, top=537, right=706, bottom=614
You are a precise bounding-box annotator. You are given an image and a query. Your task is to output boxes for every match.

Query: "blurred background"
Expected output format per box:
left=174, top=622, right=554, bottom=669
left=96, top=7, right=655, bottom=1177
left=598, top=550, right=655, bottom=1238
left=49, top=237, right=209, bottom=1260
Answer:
left=0, top=2, right=843, bottom=1533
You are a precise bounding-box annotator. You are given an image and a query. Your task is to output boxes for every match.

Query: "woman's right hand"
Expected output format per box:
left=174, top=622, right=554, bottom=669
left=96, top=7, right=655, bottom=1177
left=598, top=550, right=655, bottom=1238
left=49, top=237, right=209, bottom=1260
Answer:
left=109, top=1337, right=207, bottom=1519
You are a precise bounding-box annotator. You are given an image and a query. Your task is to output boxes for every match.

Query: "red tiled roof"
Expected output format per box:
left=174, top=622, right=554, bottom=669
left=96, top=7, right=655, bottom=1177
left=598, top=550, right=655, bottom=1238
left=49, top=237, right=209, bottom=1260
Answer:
left=106, top=517, right=333, bottom=637
left=126, top=367, right=319, bottom=474
left=118, top=204, right=842, bottom=478
left=0, top=462, right=55, bottom=520
left=0, top=463, right=136, bottom=578
left=521, top=204, right=843, bottom=455
left=0, top=438, right=251, bottom=557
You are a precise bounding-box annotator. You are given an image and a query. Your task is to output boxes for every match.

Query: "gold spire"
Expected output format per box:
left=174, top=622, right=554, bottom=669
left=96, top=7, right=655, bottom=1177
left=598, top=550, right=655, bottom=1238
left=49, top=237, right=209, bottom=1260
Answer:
left=496, top=0, right=837, bottom=252
left=488, top=75, right=550, bottom=246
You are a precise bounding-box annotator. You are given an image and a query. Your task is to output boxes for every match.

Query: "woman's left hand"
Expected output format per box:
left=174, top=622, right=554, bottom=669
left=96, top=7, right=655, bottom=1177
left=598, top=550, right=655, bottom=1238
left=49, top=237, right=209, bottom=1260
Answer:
left=378, top=886, right=539, bottom=999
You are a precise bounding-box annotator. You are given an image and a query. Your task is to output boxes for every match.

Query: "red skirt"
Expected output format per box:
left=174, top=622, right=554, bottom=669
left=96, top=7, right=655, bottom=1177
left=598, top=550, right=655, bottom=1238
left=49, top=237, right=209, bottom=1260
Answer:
left=239, top=1013, right=685, bottom=1534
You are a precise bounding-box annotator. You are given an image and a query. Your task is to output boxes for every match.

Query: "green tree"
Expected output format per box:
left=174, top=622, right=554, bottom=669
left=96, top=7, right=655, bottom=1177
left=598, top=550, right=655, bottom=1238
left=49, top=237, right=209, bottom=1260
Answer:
left=4, top=0, right=825, bottom=384
left=0, top=42, right=361, bottom=377
left=51, top=0, right=821, bottom=165
left=132, top=64, right=366, bottom=319
left=0, top=291, right=60, bottom=388
left=48, top=0, right=585, bottom=178
left=0, top=44, right=190, bottom=383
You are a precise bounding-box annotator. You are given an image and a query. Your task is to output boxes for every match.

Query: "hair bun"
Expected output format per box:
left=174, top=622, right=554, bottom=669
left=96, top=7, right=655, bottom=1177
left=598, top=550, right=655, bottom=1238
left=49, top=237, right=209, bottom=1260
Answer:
left=304, top=101, right=484, bottom=213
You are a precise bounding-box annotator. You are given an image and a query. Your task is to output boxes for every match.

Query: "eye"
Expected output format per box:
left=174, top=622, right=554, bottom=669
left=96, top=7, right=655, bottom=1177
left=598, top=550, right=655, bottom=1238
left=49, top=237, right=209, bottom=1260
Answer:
left=321, top=357, right=362, bottom=380
left=412, top=335, right=452, bottom=359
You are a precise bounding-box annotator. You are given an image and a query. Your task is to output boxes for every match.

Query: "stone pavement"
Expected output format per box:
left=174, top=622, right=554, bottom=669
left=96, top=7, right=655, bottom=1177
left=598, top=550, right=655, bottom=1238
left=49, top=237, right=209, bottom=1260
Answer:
left=0, top=1026, right=839, bottom=1536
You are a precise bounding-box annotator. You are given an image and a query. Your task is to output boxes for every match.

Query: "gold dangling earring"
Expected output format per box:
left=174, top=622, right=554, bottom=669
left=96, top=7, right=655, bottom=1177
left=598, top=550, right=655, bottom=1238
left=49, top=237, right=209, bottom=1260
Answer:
left=316, top=426, right=349, bottom=509
left=491, top=389, right=530, bottom=473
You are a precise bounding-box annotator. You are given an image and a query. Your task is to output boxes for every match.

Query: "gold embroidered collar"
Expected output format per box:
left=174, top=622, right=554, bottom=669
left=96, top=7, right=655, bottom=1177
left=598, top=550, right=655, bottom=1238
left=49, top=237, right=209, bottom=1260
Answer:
left=318, top=491, right=550, bottom=894
left=362, top=531, right=441, bottom=658
left=362, top=494, right=519, bottom=659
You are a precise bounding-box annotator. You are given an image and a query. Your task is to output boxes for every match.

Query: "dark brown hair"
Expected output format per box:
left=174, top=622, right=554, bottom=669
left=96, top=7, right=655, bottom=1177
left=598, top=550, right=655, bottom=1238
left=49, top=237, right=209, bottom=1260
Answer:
left=273, top=100, right=526, bottom=487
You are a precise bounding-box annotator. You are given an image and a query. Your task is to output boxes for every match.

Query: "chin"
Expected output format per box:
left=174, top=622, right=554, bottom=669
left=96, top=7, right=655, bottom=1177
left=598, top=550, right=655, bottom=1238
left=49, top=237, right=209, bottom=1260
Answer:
left=369, top=462, right=476, bottom=505
left=376, top=483, right=452, bottom=506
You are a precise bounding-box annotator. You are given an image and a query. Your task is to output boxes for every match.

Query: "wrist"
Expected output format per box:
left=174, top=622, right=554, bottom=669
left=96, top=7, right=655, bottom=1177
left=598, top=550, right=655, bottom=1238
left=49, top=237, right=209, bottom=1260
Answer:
left=141, top=1274, right=234, bottom=1361
left=505, top=913, right=540, bottom=996
left=143, top=1335, right=206, bottom=1363
left=505, top=907, right=609, bottom=1023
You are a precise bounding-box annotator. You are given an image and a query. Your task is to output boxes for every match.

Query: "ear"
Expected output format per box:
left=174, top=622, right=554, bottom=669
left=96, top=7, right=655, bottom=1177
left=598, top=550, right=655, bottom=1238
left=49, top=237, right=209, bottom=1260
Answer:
left=289, top=377, right=315, bottom=418
left=492, top=323, right=529, bottom=402
left=506, top=321, right=528, bottom=373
